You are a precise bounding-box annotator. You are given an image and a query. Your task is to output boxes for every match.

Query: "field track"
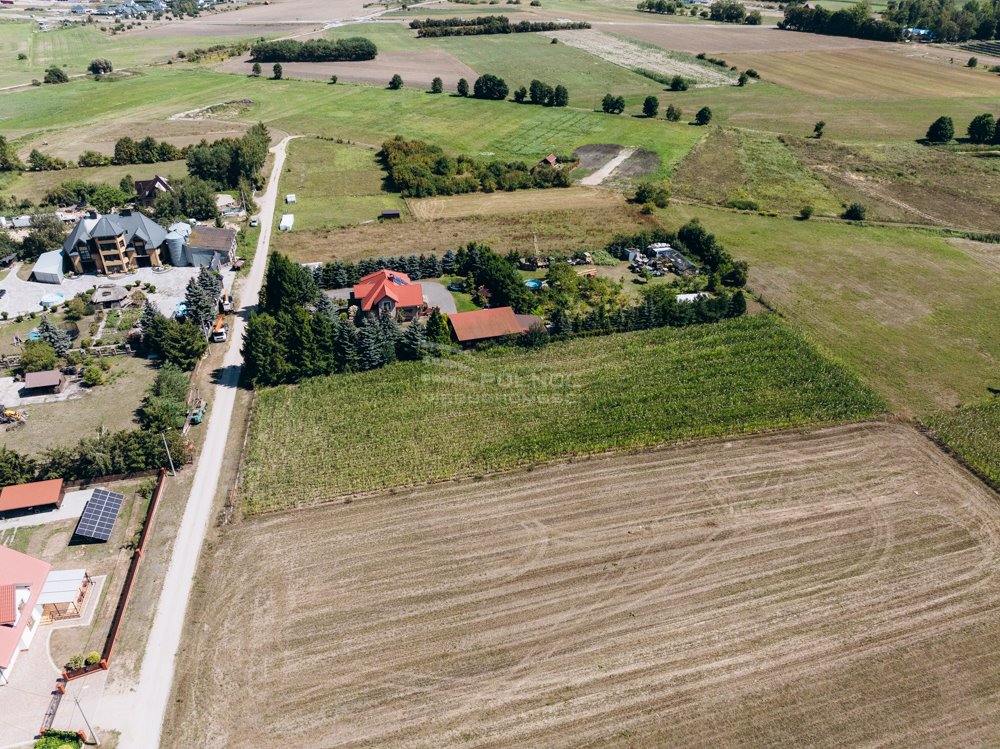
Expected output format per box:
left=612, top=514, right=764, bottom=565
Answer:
left=165, top=422, right=1000, bottom=748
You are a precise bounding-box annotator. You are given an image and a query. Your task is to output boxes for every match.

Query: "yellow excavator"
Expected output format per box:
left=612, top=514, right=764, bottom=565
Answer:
left=0, top=406, right=27, bottom=428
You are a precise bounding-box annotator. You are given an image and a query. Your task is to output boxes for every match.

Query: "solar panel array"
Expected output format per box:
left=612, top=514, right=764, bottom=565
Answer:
left=75, top=488, right=125, bottom=542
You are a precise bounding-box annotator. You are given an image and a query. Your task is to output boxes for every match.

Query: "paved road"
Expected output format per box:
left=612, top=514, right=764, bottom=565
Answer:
left=108, top=136, right=296, bottom=749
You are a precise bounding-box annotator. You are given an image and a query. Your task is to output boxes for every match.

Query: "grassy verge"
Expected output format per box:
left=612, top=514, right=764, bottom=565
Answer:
left=927, top=399, right=1000, bottom=487
left=242, top=314, right=885, bottom=513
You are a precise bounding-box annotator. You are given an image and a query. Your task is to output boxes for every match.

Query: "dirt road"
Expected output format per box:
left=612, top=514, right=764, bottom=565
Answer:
left=106, top=136, right=296, bottom=749
left=580, top=147, right=636, bottom=186
left=163, top=422, right=1000, bottom=748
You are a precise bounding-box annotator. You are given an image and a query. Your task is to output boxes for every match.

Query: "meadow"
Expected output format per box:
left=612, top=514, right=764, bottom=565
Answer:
left=321, top=22, right=668, bottom=107
left=1, top=160, right=187, bottom=204
left=656, top=205, right=1000, bottom=417
left=274, top=138, right=407, bottom=231
left=241, top=314, right=885, bottom=512
left=1, top=68, right=702, bottom=179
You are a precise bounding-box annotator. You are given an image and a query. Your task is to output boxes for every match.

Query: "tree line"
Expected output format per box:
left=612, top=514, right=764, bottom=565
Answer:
left=313, top=253, right=450, bottom=289
left=779, top=2, right=904, bottom=41
left=186, top=121, right=270, bottom=189
left=925, top=112, right=1000, bottom=143
left=513, top=79, right=569, bottom=106
left=884, top=0, right=1000, bottom=41
left=250, top=37, right=377, bottom=62
left=381, top=136, right=570, bottom=197
left=410, top=15, right=590, bottom=35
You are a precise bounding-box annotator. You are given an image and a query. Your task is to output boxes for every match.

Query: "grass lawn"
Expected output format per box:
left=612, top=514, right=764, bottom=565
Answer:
left=2, top=159, right=187, bottom=203
left=0, top=357, right=157, bottom=457
left=242, top=314, right=885, bottom=512
left=275, top=138, right=407, bottom=232
left=323, top=22, right=667, bottom=107
left=927, top=398, right=1000, bottom=487
left=655, top=205, right=1000, bottom=416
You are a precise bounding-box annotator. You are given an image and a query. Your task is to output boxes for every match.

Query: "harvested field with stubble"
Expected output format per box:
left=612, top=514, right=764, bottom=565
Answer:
left=407, top=186, right=623, bottom=220
left=164, top=421, right=1000, bottom=748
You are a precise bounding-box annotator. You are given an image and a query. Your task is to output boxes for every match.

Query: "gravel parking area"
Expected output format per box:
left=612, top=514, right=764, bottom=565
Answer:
left=0, top=264, right=235, bottom=318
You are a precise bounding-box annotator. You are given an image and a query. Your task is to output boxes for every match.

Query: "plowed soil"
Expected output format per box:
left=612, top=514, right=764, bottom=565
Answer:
left=164, top=422, right=1000, bottom=748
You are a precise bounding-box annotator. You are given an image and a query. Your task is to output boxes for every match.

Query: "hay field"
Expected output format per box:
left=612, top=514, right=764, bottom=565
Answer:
left=164, top=422, right=1000, bottom=748
left=407, top=186, right=624, bottom=220
left=611, top=23, right=886, bottom=54
left=724, top=47, right=1000, bottom=98
left=217, top=50, right=478, bottom=90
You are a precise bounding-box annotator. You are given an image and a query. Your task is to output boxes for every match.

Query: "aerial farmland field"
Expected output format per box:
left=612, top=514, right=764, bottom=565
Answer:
left=165, top=421, right=1000, bottom=748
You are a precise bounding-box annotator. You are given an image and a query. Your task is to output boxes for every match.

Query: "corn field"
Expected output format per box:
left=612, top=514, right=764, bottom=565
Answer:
left=242, top=315, right=886, bottom=513
left=927, top=399, right=1000, bottom=487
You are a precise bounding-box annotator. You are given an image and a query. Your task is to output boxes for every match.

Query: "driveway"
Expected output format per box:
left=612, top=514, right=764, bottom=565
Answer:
left=0, top=489, right=92, bottom=531
left=0, top=264, right=235, bottom=319
left=323, top=281, right=457, bottom=314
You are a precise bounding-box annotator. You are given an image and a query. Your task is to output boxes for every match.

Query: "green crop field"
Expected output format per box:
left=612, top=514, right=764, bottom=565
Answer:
left=321, top=22, right=671, bottom=107
left=274, top=138, right=407, bottom=231
left=657, top=205, right=1000, bottom=417
left=927, top=399, right=1000, bottom=487
left=241, top=315, right=885, bottom=513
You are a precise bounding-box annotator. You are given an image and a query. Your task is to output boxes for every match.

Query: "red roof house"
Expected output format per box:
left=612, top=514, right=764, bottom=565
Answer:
left=448, top=306, right=539, bottom=346
left=0, top=546, right=52, bottom=684
left=350, top=269, right=425, bottom=320
left=0, top=478, right=64, bottom=515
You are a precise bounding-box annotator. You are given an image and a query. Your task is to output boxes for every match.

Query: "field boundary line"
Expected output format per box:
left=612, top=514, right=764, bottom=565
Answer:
left=244, top=418, right=898, bottom=518
left=221, top=389, right=257, bottom=526
left=916, top=421, right=999, bottom=496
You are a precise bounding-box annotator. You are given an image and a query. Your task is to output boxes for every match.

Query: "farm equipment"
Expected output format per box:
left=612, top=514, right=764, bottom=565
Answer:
left=0, top=406, right=28, bottom=429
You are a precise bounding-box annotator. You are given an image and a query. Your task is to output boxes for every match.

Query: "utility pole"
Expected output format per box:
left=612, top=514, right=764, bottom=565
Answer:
left=73, top=695, right=100, bottom=747
left=161, top=431, right=176, bottom=476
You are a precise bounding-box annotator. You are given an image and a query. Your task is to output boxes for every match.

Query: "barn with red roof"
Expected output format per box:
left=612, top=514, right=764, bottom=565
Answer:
left=350, top=269, right=426, bottom=321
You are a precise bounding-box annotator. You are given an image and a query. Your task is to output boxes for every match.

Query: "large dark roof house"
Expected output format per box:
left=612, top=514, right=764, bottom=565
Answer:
left=63, top=210, right=167, bottom=274
left=133, top=175, right=172, bottom=208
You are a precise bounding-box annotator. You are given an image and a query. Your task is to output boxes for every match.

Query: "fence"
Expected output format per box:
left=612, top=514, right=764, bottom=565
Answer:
left=63, top=468, right=161, bottom=490
left=61, top=467, right=167, bottom=681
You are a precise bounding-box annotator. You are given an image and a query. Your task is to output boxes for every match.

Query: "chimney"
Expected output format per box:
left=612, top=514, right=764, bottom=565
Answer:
left=87, top=210, right=98, bottom=219
left=120, top=209, right=132, bottom=217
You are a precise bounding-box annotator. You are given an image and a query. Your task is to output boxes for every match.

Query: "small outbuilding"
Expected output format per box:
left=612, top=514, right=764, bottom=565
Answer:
left=279, top=214, right=294, bottom=232
left=380, top=210, right=401, bottom=220
left=32, top=250, right=65, bottom=285
left=448, top=306, right=537, bottom=346
left=0, top=478, right=65, bottom=517
left=285, top=194, right=297, bottom=204
left=91, top=284, right=131, bottom=310
left=23, top=369, right=65, bottom=394
left=38, top=569, right=93, bottom=623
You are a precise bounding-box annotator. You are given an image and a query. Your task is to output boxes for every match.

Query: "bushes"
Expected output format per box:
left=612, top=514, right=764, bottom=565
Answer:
left=88, top=58, right=113, bottom=75
left=669, top=75, right=689, bottom=91
left=186, top=122, right=270, bottom=189
left=473, top=73, right=509, bottom=100
left=926, top=116, right=954, bottom=143
left=602, top=93, right=626, bottom=114
left=43, top=66, right=68, bottom=84
left=842, top=202, right=866, bottom=220
left=250, top=38, right=377, bottom=62
left=967, top=113, right=996, bottom=144
left=380, top=136, right=570, bottom=197
left=634, top=183, right=669, bottom=208
left=665, top=104, right=682, bottom=121
left=409, top=15, right=590, bottom=35
left=389, top=73, right=403, bottom=89
left=642, top=95, right=659, bottom=118
left=695, top=106, right=713, bottom=125
left=111, top=135, right=182, bottom=166
left=710, top=0, right=746, bottom=23
left=526, top=79, right=569, bottom=106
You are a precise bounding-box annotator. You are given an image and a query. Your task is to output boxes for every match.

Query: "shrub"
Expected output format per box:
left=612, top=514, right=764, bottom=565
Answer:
left=745, top=68, right=759, bottom=78
left=457, top=77, right=469, bottom=96
left=842, top=202, right=866, bottom=220
left=695, top=106, right=713, bottom=125
left=389, top=73, right=403, bottom=89
left=967, top=112, right=995, bottom=144
left=43, top=66, right=68, bottom=84
left=68, top=654, right=85, bottom=670
left=272, top=62, right=282, bottom=79
left=967, top=56, right=978, bottom=68
left=737, top=72, right=749, bottom=86
left=431, top=76, right=443, bottom=93
left=329, top=74, right=338, bottom=84
left=925, top=115, right=954, bottom=143
left=665, top=104, right=681, bottom=121
left=473, top=73, right=508, bottom=99
left=85, top=651, right=101, bottom=666
left=17, top=52, right=27, bottom=61
left=669, top=75, right=688, bottom=91
left=799, top=205, right=813, bottom=220
left=634, top=183, right=669, bottom=208
left=83, top=366, right=104, bottom=387
left=88, top=58, right=113, bottom=75
left=642, top=95, right=659, bottom=117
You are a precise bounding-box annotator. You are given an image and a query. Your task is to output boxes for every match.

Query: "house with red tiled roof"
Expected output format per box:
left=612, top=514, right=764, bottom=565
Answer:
left=447, top=306, right=543, bottom=347
left=350, top=269, right=425, bottom=321
left=0, top=546, right=51, bottom=685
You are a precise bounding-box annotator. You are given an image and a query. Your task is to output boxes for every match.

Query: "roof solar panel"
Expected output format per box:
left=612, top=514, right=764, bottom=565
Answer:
left=75, top=488, right=125, bottom=542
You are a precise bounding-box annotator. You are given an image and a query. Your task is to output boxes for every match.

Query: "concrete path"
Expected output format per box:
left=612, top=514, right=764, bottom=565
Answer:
left=579, top=148, right=636, bottom=186
left=105, top=136, right=297, bottom=749
left=0, top=489, right=91, bottom=531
